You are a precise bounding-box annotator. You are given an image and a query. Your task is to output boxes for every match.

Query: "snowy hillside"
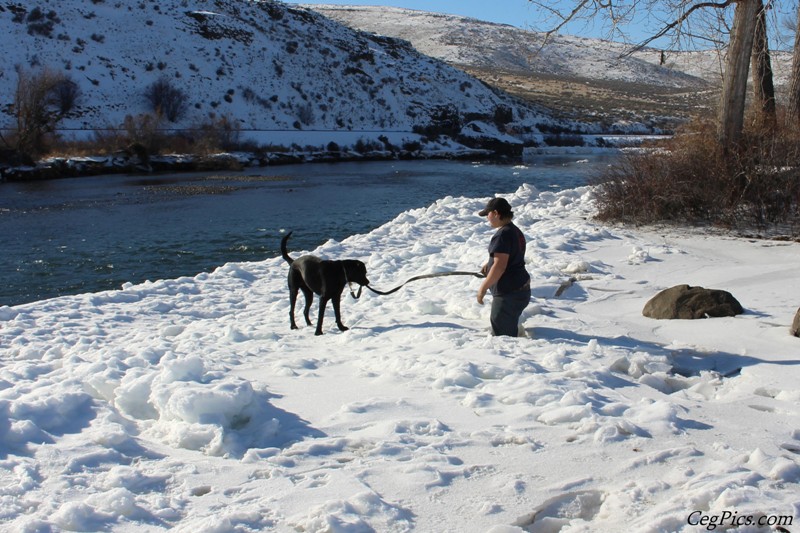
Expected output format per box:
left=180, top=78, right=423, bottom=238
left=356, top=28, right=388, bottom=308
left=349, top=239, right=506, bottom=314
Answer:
left=0, top=1, right=561, bottom=150
left=308, top=4, right=793, bottom=88
left=307, top=4, right=794, bottom=128
left=304, top=5, right=711, bottom=88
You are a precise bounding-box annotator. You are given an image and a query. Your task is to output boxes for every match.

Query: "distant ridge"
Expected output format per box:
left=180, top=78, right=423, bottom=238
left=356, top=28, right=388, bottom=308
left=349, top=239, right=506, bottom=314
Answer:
left=307, top=4, right=793, bottom=128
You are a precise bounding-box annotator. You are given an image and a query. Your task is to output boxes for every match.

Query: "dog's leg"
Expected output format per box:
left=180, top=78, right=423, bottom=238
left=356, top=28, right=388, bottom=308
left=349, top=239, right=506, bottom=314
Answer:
left=315, top=296, right=330, bottom=335
left=301, top=287, right=313, bottom=326
left=288, top=279, right=299, bottom=330
left=332, top=295, right=349, bottom=332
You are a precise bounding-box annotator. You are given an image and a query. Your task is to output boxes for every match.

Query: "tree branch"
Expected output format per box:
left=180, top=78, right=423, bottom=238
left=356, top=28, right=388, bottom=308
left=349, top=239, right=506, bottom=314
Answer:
left=539, top=0, right=596, bottom=46
left=621, top=0, right=734, bottom=56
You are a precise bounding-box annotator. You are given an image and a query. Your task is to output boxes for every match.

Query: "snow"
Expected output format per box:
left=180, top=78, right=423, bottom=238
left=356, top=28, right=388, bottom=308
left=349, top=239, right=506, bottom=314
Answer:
left=2, top=176, right=798, bottom=532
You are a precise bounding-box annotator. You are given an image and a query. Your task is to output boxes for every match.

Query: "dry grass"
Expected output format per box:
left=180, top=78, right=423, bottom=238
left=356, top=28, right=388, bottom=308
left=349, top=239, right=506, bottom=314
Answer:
left=460, top=66, right=718, bottom=131
left=592, top=119, right=800, bottom=237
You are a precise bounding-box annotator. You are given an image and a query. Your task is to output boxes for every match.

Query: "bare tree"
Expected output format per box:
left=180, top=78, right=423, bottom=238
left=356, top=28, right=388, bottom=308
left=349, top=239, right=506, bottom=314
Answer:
left=13, top=67, right=81, bottom=157
left=787, top=3, right=800, bottom=127
left=52, top=77, right=82, bottom=115
left=718, top=0, right=759, bottom=147
left=529, top=1, right=735, bottom=51
left=527, top=0, right=777, bottom=149
left=751, top=0, right=776, bottom=129
left=144, top=76, right=189, bottom=123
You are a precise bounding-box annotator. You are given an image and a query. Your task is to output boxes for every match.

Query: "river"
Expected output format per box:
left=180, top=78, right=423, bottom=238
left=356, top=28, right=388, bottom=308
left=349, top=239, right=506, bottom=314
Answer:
left=0, top=155, right=616, bottom=306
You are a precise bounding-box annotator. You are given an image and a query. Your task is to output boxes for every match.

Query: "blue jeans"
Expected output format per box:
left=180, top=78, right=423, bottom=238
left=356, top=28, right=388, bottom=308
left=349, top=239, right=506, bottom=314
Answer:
left=490, top=288, right=531, bottom=337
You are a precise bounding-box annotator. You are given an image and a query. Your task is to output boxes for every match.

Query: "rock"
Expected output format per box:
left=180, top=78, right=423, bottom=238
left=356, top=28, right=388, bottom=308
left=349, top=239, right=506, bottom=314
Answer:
left=791, top=308, right=800, bottom=337
left=642, top=284, right=744, bottom=319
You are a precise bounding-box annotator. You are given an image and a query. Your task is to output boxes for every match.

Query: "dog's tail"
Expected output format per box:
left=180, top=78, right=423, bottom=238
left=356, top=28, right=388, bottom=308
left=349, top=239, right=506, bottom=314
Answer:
left=280, top=231, right=294, bottom=264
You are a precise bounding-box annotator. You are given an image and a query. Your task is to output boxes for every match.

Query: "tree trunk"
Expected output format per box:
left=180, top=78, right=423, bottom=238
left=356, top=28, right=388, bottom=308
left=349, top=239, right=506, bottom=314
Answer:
left=751, top=0, right=776, bottom=129
left=787, top=4, right=800, bottom=127
left=718, top=0, right=759, bottom=149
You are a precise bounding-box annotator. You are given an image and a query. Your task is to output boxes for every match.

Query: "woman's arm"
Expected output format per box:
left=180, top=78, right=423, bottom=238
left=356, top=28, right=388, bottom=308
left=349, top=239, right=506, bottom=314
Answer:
left=477, top=253, right=509, bottom=304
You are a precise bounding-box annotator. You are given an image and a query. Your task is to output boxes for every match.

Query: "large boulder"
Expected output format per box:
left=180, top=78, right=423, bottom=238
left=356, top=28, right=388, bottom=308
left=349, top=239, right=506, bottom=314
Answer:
left=643, top=284, right=744, bottom=320
left=791, top=308, right=800, bottom=337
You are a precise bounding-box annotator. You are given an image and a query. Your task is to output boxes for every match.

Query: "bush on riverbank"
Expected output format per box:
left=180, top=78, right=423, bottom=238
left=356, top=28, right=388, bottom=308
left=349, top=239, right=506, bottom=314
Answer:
left=592, top=118, right=800, bottom=237
left=2, top=113, right=255, bottom=165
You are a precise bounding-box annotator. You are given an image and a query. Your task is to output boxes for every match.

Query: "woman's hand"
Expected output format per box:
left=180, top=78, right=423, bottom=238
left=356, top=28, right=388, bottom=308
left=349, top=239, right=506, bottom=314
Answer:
left=477, top=253, right=509, bottom=305
left=477, top=286, right=487, bottom=305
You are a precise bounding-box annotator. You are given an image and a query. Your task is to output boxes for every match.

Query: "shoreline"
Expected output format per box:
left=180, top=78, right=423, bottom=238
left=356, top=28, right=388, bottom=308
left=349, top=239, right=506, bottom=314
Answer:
left=0, top=149, right=504, bottom=183
left=5, top=156, right=600, bottom=308
left=0, top=146, right=508, bottom=182
left=0, top=133, right=660, bottom=182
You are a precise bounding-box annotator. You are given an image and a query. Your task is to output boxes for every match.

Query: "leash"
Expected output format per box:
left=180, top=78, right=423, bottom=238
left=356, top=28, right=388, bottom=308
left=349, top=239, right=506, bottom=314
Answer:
left=366, top=271, right=485, bottom=296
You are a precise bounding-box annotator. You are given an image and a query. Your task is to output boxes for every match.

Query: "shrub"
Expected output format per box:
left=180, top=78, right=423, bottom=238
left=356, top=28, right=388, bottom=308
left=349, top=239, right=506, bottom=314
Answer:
left=414, top=104, right=462, bottom=138
left=184, top=114, right=241, bottom=155
left=493, top=105, right=513, bottom=127
left=144, top=76, right=188, bottom=122
left=26, top=7, right=59, bottom=37
left=121, top=113, right=164, bottom=155
left=260, top=2, right=283, bottom=20
left=52, top=77, right=81, bottom=114
left=27, top=8, right=44, bottom=22
left=12, top=67, right=81, bottom=158
left=9, top=5, right=27, bottom=24
left=593, top=119, right=800, bottom=235
left=354, top=138, right=383, bottom=153
left=402, top=140, right=422, bottom=153
left=297, top=102, right=314, bottom=126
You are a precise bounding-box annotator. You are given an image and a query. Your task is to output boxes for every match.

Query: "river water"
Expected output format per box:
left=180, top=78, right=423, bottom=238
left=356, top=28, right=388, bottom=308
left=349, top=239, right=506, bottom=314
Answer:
left=0, top=156, right=615, bottom=306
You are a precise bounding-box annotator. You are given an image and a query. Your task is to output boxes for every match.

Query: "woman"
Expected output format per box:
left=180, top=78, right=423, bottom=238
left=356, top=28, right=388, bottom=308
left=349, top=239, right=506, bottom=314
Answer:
left=476, top=197, right=531, bottom=337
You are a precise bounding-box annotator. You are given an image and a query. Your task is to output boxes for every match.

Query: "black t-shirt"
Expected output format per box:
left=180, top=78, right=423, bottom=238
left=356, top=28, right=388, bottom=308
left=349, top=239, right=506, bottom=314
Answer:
left=487, top=222, right=530, bottom=295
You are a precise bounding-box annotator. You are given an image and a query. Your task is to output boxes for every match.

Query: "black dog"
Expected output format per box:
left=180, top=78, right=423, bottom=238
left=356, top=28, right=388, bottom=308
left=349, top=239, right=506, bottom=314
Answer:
left=281, top=231, right=370, bottom=335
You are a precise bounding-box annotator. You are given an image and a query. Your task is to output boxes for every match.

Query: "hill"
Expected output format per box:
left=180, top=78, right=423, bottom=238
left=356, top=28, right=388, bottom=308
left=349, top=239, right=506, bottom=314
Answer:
left=0, top=0, right=578, bottom=162
left=8, top=0, right=784, bottom=175
left=307, top=4, right=793, bottom=129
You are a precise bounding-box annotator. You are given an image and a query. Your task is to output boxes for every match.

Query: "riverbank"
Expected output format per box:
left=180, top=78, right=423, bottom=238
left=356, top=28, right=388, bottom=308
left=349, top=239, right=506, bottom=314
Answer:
left=0, top=132, right=662, bottom=182
left=0, top=145, right=498, bottom=182
left=1, top=124, right=530, bottom=181
left=1, top=157, right=617, bottom=307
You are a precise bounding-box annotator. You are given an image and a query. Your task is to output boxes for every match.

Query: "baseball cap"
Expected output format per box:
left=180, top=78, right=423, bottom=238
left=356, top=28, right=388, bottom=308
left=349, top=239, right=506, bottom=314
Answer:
left=478, top=197, right=512, bottom=217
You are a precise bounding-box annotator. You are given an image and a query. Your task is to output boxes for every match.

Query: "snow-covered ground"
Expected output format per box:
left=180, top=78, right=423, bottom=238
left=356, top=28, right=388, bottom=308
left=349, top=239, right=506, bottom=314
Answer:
left=1, top=173, right=799, bottom=532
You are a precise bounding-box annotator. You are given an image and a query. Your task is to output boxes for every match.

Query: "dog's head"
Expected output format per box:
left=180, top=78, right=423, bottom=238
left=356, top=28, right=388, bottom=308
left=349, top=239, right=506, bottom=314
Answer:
left=343, top=260, right=369, bottom=286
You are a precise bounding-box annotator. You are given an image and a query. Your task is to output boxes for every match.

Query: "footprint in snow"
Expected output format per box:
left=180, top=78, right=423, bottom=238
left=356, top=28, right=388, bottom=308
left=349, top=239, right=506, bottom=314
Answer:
left=514, top=490, right=606, bottom=531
